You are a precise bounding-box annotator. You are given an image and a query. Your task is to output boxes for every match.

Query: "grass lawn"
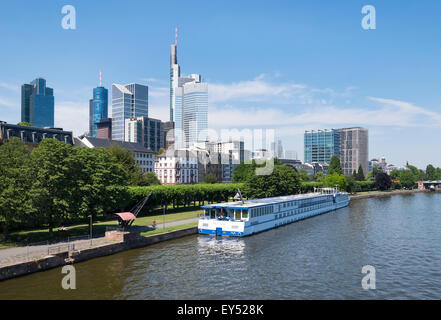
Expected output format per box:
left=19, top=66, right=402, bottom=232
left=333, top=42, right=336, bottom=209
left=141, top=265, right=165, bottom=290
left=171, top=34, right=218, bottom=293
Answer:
left=0, top=208, right=203, bottom=249
left=140, top=222, right=198, bottom=237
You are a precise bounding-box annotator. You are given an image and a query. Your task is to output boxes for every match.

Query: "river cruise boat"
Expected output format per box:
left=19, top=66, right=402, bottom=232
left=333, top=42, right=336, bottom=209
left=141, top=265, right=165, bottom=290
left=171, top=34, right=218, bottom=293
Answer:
left=198, top=188, right=349, bottom=237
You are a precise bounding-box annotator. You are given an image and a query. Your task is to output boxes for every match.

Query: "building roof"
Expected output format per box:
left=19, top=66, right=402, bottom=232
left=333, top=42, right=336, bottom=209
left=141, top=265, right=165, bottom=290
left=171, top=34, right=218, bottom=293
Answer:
left=79, top=136, right=155, bottom=153
left=202, top=193, right=331, bottom=209
left=112, top=83, right=133, bottom=94
left=0, top=121, right=71, bottom=134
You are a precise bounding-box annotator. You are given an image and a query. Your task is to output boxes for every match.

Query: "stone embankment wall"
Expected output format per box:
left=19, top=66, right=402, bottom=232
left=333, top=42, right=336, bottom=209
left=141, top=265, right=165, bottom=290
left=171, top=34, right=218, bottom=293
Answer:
left=0, top=227, right=197, bottom=282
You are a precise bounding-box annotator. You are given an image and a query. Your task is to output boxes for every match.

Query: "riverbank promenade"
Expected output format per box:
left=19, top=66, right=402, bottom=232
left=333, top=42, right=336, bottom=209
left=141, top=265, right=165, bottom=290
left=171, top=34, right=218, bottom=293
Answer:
left=0, top=217, right=199, bottom=269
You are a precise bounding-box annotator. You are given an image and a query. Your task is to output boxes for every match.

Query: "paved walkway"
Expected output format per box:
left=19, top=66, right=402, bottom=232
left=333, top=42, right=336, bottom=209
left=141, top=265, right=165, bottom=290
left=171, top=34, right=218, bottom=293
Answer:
left=154, top=217, right=199, bottom=229
left=0, top=218, right=199, bottom=268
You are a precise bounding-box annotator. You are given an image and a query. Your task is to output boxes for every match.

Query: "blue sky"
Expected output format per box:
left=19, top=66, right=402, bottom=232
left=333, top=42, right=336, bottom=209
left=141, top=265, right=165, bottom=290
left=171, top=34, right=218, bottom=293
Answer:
left=1, top=0, right=440, bottom=168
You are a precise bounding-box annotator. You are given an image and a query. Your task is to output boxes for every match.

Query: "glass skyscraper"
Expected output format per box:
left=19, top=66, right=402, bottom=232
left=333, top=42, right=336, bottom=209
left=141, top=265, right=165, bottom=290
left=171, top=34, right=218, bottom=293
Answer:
left=304, top=129, right=340, bottom=164
left=112, top=83, right=148, bottom=141
left=174, top=79, right=208, bottom=148
left=89, top=86, right=108, bottom=137
left=169, top=30, right=208, bottom=148
left=21, top=78, right=54, bottom=128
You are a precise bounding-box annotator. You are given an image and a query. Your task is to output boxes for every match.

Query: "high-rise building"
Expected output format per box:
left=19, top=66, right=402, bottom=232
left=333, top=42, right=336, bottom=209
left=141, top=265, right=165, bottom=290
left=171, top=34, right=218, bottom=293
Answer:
left=21, top=78, right=54, bottom=128
left=89, top=85, right=108, bottom=137
left=339, top=127, right=369, bottom=176
left=125, top=116, right=163, bottom=152
left=169, top=29, right=208, bottom=148
left=304, top=129, right=340, bottom=164
left=111, top=83, right=148, bottom=141
left=175, top=79, right=208, bottom=148
left=170, top=29, right=180, bottom=122
left=89, top=87, right=109, bottom=138
left=271, top=139, right=284, bottom=159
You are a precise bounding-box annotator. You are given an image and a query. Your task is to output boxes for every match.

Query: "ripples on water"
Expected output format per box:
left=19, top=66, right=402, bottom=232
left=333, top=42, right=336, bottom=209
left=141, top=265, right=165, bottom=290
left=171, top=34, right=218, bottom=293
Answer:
left=1, top=193, right=441, bottom=299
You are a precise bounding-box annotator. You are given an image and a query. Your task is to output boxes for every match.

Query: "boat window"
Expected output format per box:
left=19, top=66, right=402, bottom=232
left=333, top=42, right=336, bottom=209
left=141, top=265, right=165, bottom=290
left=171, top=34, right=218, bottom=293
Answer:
left=234, top=209, right=241, bottom=221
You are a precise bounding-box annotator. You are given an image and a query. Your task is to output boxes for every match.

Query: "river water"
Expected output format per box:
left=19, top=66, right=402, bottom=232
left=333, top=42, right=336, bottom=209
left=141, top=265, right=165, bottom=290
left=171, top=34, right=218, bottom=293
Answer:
left=1, top=193, right=441, bottom=299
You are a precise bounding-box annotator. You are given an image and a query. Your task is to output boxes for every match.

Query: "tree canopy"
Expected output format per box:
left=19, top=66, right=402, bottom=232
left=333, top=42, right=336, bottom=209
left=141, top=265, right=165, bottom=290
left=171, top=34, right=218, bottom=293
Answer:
left=327, top=156, right=343, bottom=175
left=243, top=164, right=301, bottom=198
left=374, top=172, right=392, bottom=191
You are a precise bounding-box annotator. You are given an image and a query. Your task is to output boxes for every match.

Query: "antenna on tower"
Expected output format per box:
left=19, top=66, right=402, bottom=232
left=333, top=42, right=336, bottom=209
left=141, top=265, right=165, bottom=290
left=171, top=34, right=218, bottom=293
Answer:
left=99, top=68, right=102, bottom=87
left=175, top=26, right=178, bottom=46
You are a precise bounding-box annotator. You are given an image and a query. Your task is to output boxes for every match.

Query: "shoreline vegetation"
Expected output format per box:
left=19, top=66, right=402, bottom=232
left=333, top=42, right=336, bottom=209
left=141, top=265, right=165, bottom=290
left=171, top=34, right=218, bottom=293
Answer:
left=0, top=188, right=430, bottom=250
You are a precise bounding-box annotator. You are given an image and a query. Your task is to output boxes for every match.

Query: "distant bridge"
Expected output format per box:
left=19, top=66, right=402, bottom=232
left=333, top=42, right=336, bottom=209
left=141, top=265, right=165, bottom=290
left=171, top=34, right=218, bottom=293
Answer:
left=417, top=180, right=441, bottom=190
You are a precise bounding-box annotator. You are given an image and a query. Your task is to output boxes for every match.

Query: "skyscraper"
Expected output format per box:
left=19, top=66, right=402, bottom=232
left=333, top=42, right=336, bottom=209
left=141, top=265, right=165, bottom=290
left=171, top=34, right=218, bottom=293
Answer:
left=89, top=86, right=108, bottom=137
left=304, top=129, right=340, bottom=164
left=169, top=29, right=208, bottom=148
left=21, top=78, right=54, bottom=128
left=304, top=127, right=369, bottom=176
left=339, top=127, right=369, bottom=176
left=170, top=27, right=180, bottom=122
left=111, top=83, right=148, bottom=141
left=175, top=78, right=208, bottom=148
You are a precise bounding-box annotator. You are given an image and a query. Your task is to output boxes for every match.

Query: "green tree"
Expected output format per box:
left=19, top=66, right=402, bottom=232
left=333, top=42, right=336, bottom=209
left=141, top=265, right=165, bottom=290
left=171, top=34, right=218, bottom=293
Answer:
left=243, top=164, right=301, bottom=198
left=417, top=169, right=426, bottom=181
left=298, top=168, right=311, bottom=182
left=426, top=164, right=436, bottom=181
left=0, top=138, right=31, bottom=240
left=202, top=173, right=218, bottom=184
left=324, top=173, right=348, bottom=191
left=71, top=147, right=129, bottom=219
left=157, top=148, right=165, bottom=155
left=314, top=171, right=325, bottom=182
left=400, top=170, right=416, bottom=189
left=232, top=161, right=255, bottom=183
left=17, top=121, right=32, bottom=127
left=374, top=172, right=392, bottom=191
left=407, top=164, right=419, bottom=177
left=107, top=145, right=143, bottom=185
left=389, top=169, right=401, bottom=180
left=356, top=165, right=365, bottom=181
left=435, top=167, right=441, bottom=180
left=28, top=139, right=78, bottom=236
left=137, top=171, right=161, bottom=186
left=327, top=156, right=342, bottom=175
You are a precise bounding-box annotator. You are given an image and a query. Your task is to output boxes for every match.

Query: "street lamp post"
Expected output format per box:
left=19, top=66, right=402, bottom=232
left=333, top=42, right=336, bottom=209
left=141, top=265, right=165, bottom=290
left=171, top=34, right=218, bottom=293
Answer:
left=88, top=215, right=92, bottom=245
left=163, top=205, right=166, bottom=229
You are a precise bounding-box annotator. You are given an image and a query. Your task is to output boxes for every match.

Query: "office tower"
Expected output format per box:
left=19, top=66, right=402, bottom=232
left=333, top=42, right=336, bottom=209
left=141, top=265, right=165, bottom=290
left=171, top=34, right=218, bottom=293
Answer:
left=88, top=99, right=94, bottom=135
left=169, top=28, right=208, bottom=148
left=89, top=72, right=108, bottom=137
left=175, top=78, right=208, bottom=148
left=339, top=127, right=369, bottom=176
left=21, top=78, right=54, bottom=128
left=125, top=116, right=163, bottom=152
left=111, top=83, right=148, bottom=141
left=271, top=139, right=284, bottom=159
left=304, top=129, right=340, bottom=164
left=170, top=28, right=180, bottom=122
